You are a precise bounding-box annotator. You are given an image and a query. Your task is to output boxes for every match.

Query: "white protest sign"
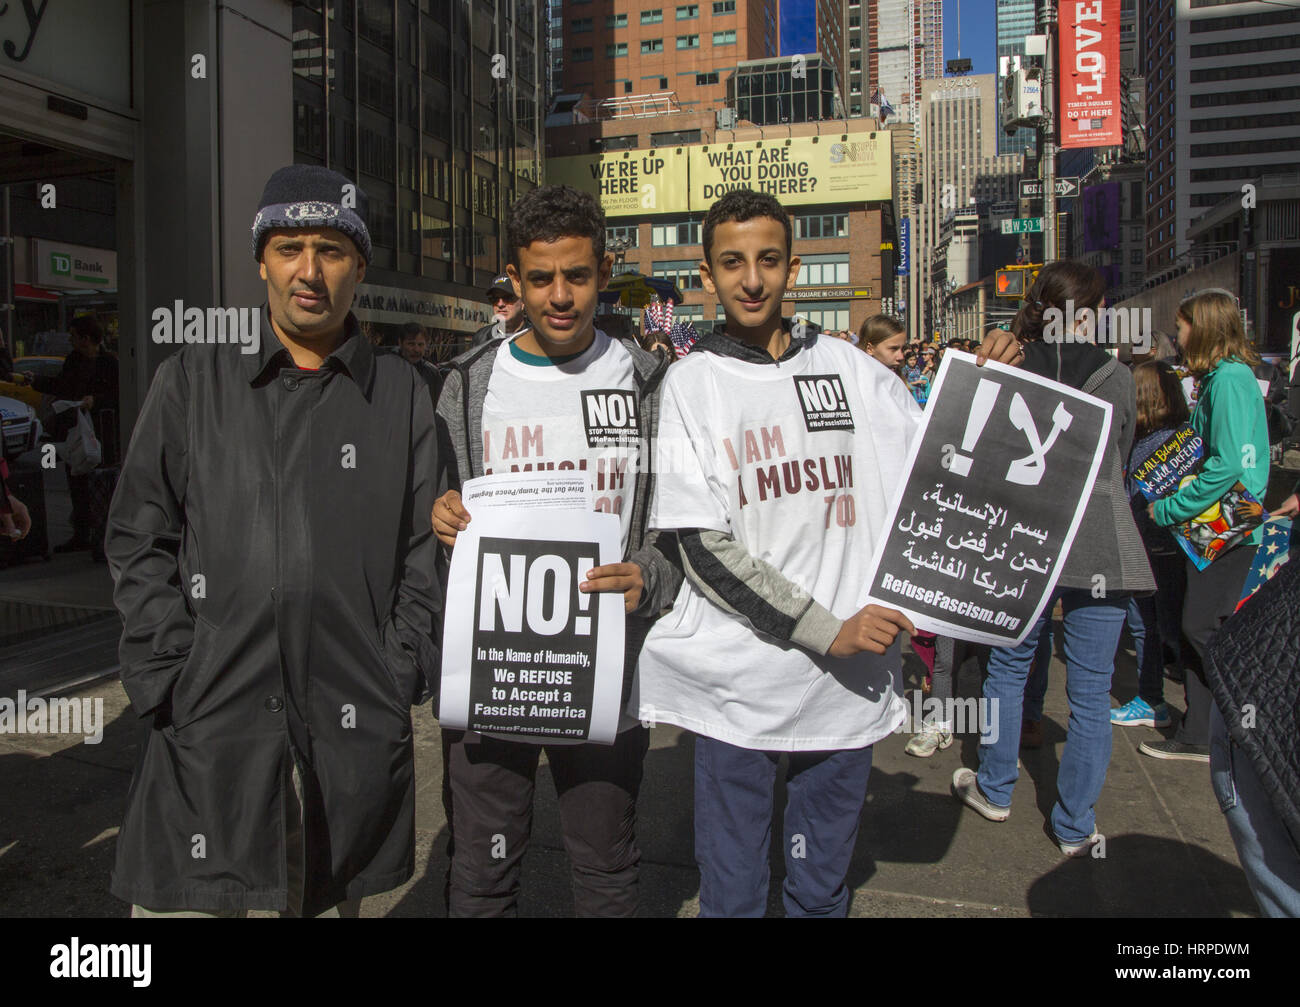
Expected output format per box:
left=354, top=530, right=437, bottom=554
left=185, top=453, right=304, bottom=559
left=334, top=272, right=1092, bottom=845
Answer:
left=440, top=474, right=625, bottom=744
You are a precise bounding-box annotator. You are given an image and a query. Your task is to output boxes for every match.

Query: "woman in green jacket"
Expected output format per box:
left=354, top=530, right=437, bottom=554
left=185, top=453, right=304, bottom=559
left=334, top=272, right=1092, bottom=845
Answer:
left=1143, top=289, right=1269, bottom=762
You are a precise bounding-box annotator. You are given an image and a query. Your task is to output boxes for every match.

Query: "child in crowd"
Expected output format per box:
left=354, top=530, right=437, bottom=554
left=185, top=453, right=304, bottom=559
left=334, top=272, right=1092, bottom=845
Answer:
left=1111, top=360, right=1191, bottom=730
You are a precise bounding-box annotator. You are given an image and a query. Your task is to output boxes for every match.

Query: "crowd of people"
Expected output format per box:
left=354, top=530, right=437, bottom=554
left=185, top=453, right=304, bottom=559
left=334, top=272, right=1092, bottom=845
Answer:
left=13, top=162, right=1290, bottom=919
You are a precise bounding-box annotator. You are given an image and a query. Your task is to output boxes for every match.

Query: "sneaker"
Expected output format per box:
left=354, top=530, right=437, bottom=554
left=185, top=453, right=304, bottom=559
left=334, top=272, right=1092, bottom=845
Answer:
left=1056, top=830, right=1105, bottom=858
left=1110, top=697, right=1172, bottom=728
left=951, top=768, right=1011, bottom=822
left=905, top=722, right=954, bottom=758
left=1139, top=739, right=1210, bottom=762
left=1020, top=719, right=1044, bottom=749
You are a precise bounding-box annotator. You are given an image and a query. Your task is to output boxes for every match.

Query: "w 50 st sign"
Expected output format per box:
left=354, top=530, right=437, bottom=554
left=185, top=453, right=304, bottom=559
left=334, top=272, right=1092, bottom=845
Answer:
left=1060, top=0, right=1121, bottom=149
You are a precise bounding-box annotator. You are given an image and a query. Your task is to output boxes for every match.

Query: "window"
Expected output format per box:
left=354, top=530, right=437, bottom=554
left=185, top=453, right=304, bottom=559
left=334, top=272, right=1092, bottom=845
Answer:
left=713, top=29, right=737, bottom=45
left=652, top=220, right=702, bottom=246
left=696, top=71, right=719, bottom=85
left=795, top=254, right=849, bottom=286
left=677, top=35, right=700, bottom=49
left=641, top=38, right=664, bottom=53
left=651, top=128, right=701, bottom=145
left=573, top=47, right=593, bottom=62
left=794, top=214, right=848, bottom=239
left=713, top=0, right=736, bottom=12
left=569, top=17, right=592, bottom=32
left=641, top=9, right=663, bottom=24
left=1131, top=248, right=1143, bottom=265
left=652, top=259, right=705, bottom=290
left=606, top=13, right=628, bottom=28
left=607, top=42, right=629, bottom=57
left=792, top=302, right=850, bottom=331
left=677, top=4, right=699, bottom=18
left=607, top=225, right=640, bottom=248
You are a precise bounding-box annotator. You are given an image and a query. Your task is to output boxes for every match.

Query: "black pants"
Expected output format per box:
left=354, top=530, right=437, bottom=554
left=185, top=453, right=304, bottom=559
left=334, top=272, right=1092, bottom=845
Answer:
left=443, top=726, right=649, bottom=917
left=66, top=463, right=91, bottom=541
left=1175, top=544, right=1257, bottom=747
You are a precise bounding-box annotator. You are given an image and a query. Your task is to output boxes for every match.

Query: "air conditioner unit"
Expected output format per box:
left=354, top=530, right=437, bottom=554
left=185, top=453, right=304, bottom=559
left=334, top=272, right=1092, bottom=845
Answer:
left=716, top=107, right=738, bottom=130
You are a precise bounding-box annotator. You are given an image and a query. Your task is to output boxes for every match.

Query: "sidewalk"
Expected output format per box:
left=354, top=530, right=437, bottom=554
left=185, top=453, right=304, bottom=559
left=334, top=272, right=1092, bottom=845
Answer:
left=0, top=633, right=1257, bottom=917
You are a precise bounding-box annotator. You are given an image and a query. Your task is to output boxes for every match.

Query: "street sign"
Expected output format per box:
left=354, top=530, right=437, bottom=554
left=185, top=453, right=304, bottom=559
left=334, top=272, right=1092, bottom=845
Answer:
left=1018, top=177, right=1080, bottom=200
left=1001, top=217, right=1044, bottom=234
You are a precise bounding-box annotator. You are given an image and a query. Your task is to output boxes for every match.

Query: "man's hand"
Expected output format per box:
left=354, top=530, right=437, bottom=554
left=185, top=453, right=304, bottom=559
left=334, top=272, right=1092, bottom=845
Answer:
left=1272, top=493, right=1299, bottom=519
left=580, top=562, right=644, bottom=613
left=1, top=495, right=31, bottom=541
left=828, top=604, right=916, bottom=657
left=81, top=395, right=94, bottom=410
left=974, top=330, right=1025, bottom=368
left=431, top=489, right=471, bottom=548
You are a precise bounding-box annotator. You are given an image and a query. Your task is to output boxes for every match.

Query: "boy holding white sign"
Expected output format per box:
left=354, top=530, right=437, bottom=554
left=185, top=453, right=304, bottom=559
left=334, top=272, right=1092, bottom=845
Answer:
left=634, top=189, right=1019, bottom=916
left=431, top=185, right=681, bottom=917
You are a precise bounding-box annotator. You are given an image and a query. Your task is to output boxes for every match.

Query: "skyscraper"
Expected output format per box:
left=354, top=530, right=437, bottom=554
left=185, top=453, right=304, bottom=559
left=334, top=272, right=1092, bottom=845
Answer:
left=920, top=74, right=1024, bottom=338
left=995, top=0, right=1037, bottom=157
left=1145, top=0, right=1300, bottom=280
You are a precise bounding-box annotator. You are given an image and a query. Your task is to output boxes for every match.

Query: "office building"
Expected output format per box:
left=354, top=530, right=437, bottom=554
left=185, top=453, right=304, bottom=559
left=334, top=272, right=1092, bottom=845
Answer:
left=1144, top=0, right=1300, bottom=283
left=918, top=75, right=1024, bottom=339
left=556, top=0, right=778, bottom=113
left=0, top=0, right=543, bottom=436
left=995, top=0, right=1037, bottom=158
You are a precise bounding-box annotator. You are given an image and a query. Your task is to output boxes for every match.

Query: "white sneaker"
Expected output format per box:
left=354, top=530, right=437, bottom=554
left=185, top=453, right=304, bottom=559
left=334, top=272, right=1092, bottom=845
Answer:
left=1057, top=830, right=1105, bottom=858
left=905, top=722, right=954, bottom=758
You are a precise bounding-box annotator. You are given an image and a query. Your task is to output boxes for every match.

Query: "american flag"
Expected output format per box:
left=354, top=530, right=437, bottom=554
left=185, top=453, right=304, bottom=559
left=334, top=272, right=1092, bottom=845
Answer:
left=668, top=321, right=699, bottom=358
left=1236, top=517, right=1293, bottom=611
left=643, top=298, right=674, bottom=334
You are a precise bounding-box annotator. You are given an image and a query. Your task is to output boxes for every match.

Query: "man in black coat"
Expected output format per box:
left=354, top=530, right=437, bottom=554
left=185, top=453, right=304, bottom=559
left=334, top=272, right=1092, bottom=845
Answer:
left=106, top=165, right=442, bottom=917
left=469, top=273, right=531, bottom=348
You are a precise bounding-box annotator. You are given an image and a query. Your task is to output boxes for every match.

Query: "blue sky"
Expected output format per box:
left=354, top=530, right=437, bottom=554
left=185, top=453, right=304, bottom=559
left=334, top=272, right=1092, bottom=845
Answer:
left=780, top=0, right=995, bottom=77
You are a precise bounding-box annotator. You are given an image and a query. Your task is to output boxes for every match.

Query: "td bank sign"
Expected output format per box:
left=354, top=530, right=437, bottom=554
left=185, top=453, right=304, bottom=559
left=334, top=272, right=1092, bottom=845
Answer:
left=34, top=239, right=116, bottom=290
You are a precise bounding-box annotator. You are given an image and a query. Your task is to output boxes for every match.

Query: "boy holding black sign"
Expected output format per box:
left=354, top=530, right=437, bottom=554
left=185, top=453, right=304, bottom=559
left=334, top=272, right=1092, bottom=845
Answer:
left=431, top=185, right=680, bottom=917
left=634, top=189, right=1019, bottom=916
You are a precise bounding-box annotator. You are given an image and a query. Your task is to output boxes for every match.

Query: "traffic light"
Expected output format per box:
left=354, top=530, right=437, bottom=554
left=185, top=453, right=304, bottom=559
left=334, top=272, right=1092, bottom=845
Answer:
left=995, top=269, right=1024, bottom=297
left=994, top=263, right=1043, bottom=299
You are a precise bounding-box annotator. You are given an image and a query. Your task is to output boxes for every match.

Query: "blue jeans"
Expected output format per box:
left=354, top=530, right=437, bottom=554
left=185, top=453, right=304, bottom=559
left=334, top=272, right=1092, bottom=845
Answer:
left=978, top=588, right=1128, bottom=843
left=694, top=734, right=874, bottom=918
left=1125, top=593, right=1165, bottom=708
left=1023, top=620, right=1053, bottom=722
left=1210, top=703, right=1300, bottom=918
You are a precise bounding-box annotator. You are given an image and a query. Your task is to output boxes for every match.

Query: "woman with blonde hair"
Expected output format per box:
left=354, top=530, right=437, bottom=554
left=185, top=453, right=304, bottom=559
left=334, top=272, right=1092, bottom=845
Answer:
left=858, top=313, right=907, bottom=370
left=1142, top=289, right=1268, bottom=763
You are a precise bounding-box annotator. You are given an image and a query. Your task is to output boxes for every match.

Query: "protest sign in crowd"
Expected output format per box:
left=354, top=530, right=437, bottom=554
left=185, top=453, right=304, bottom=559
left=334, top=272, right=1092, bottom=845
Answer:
left=55, top=167, right=1293, bottom=920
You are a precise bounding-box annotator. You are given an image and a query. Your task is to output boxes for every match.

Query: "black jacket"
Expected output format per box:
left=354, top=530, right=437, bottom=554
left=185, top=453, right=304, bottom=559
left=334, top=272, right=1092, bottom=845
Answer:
left=1206, top=555, right=1300, bottom=857
left=105, top=309, right=442, bottom=913
left=32, top=348, right=120, bottom=457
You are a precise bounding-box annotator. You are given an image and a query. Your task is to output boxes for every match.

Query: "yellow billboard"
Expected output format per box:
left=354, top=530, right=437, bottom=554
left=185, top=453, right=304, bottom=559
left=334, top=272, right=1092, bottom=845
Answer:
left=546, top=132, right=892, bottom=216
left=689, top=133, right=892, bottom=207
left=546, top=148, right=690, bottom=215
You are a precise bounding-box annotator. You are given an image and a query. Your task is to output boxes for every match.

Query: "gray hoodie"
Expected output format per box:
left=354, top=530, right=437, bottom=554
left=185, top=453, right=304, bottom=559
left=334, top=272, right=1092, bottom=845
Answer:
left=435, top=332, right=682, bottom=705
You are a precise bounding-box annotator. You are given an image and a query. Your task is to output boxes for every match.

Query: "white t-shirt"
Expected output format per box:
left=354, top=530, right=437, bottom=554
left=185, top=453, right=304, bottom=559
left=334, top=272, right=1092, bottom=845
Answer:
left=482, top=330, right=641, bottom=554
left=634, top=336, right=923, bottom=751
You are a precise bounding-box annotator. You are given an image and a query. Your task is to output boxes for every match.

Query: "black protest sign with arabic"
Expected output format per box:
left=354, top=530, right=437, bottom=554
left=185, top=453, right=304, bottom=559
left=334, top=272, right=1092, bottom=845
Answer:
left=864, top=352, right=1112, bottom=646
